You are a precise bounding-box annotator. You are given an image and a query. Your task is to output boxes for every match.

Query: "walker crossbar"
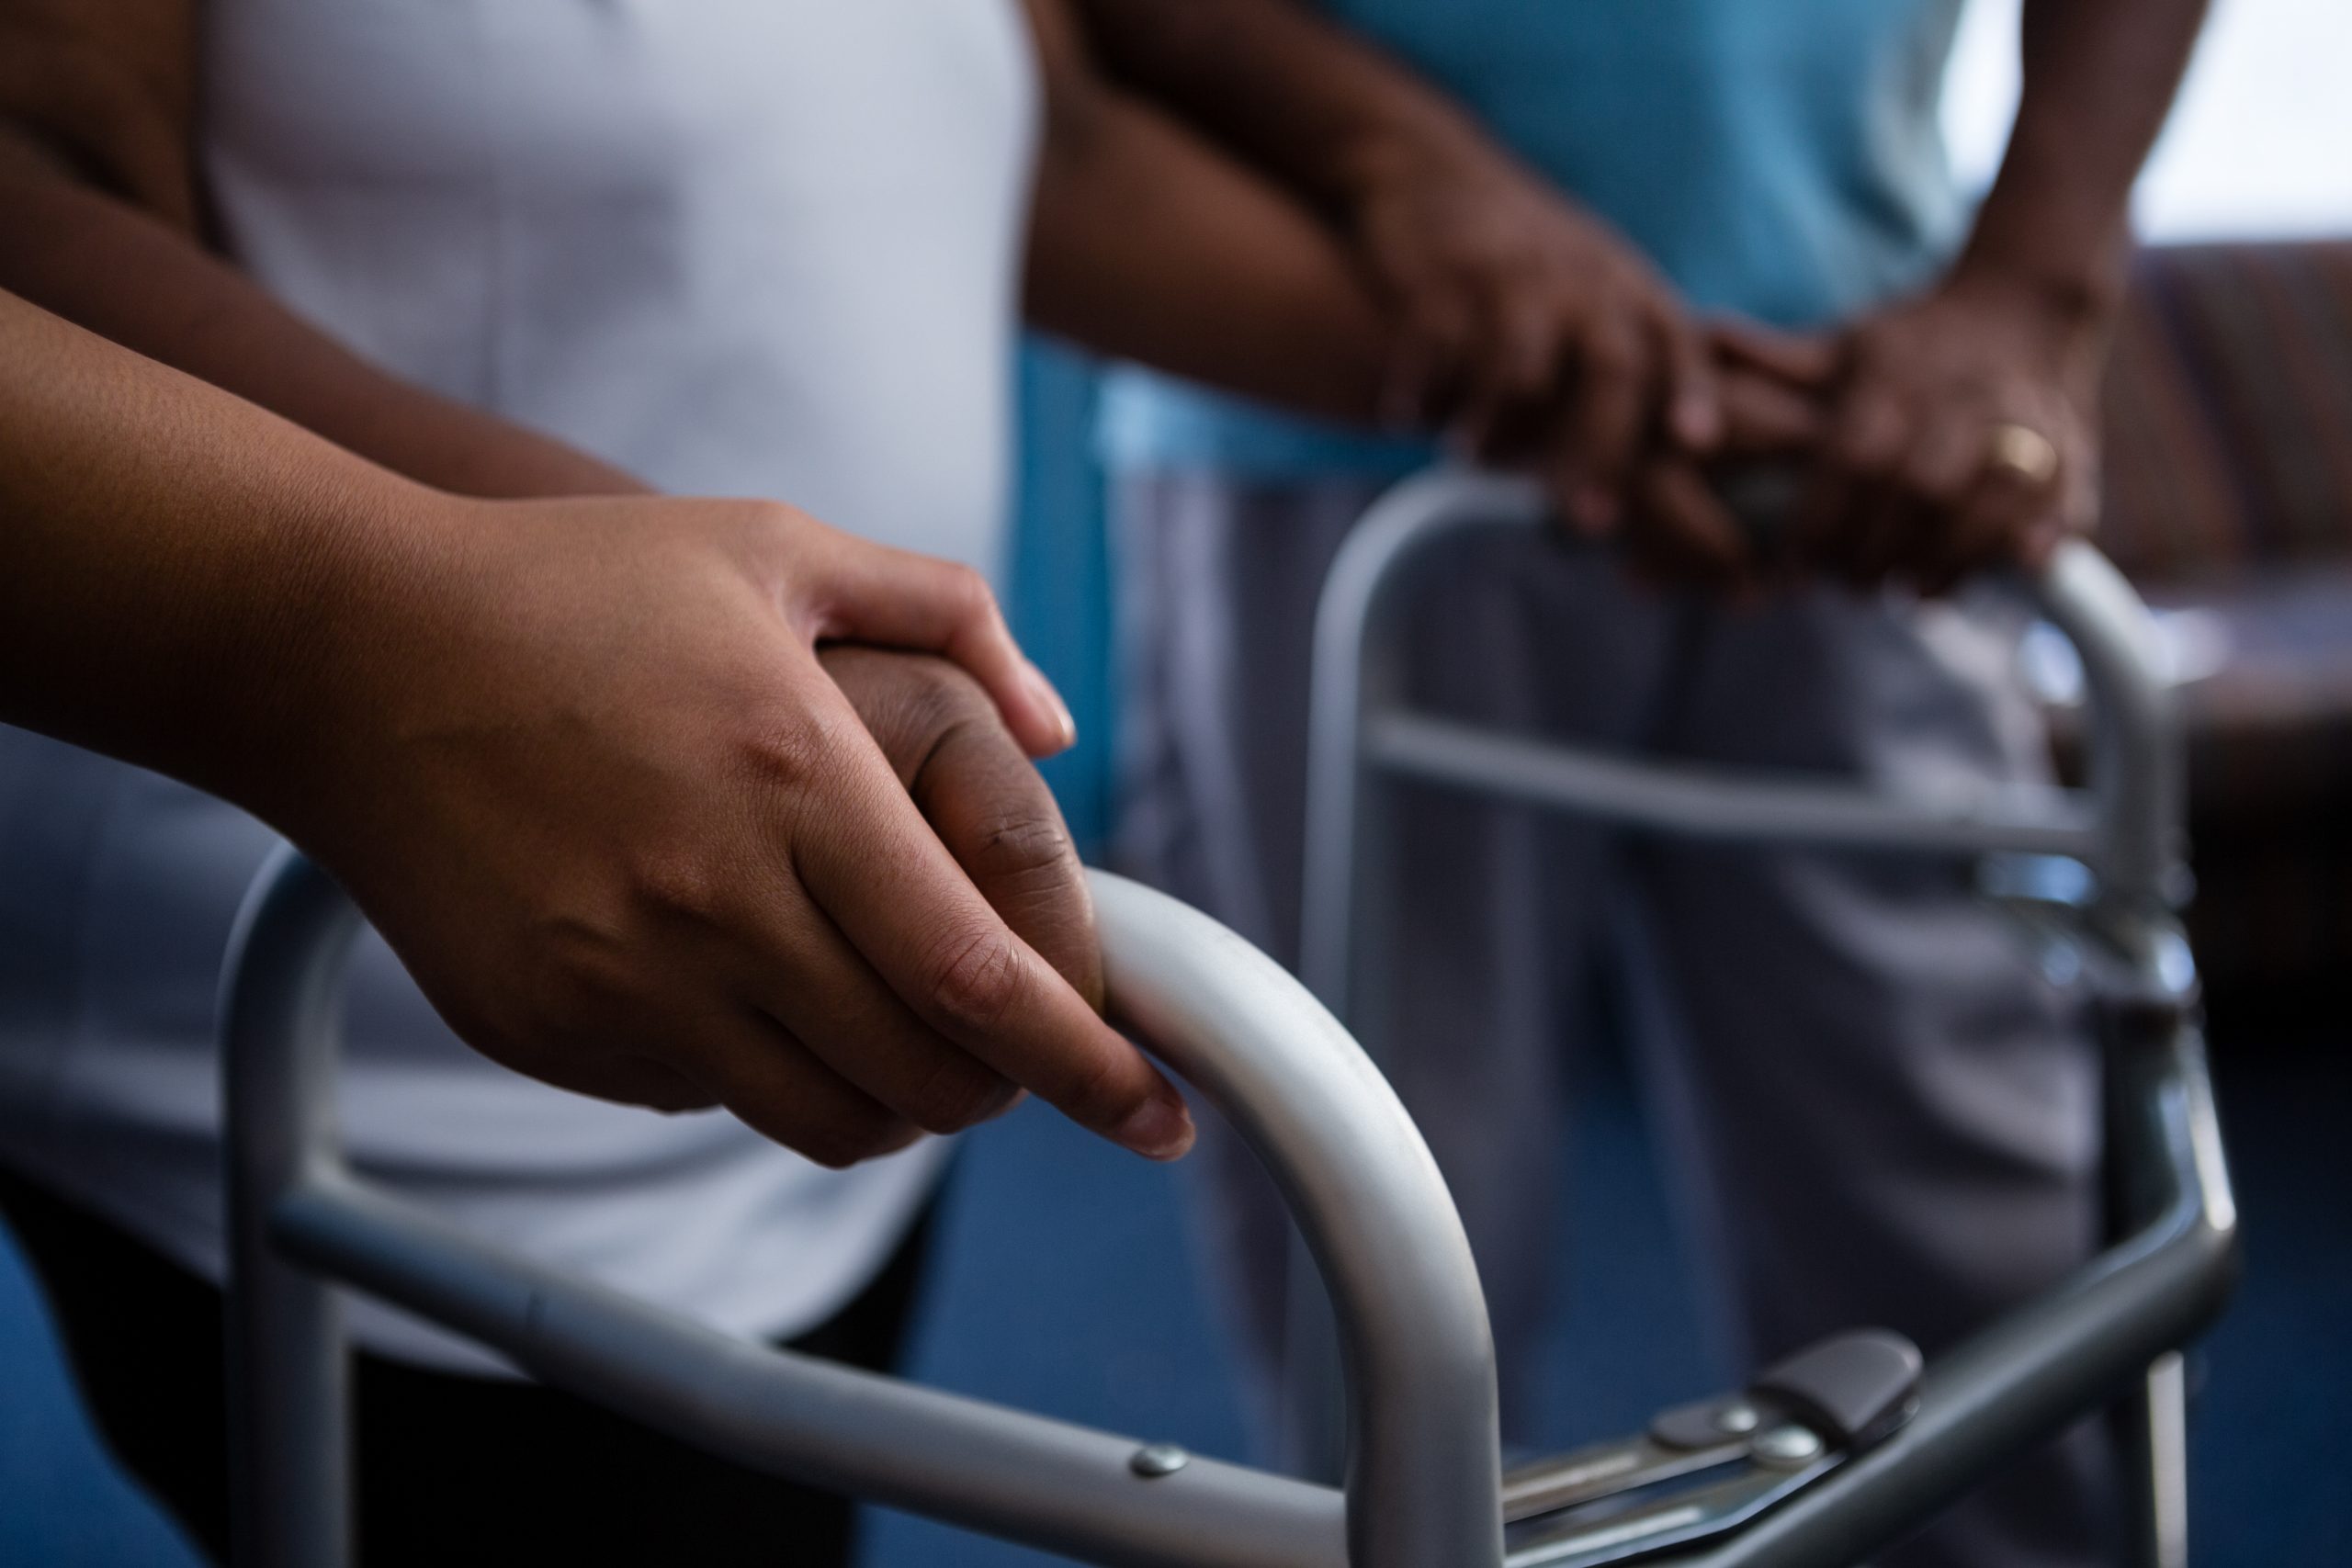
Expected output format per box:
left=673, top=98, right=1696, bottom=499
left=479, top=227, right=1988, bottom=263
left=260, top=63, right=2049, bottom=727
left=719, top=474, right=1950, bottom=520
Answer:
left=1301, top=469, right=2184, bottom=1023
left=1291, top=468, right=2233, bottom=1568
left=222, top=859, right=1500, bottom=1568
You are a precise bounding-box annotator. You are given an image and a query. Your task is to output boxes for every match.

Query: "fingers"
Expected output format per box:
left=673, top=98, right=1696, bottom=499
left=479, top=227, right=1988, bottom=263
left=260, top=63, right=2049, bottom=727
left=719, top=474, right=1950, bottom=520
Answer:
left=751, top=905, right=1023, bottom=1135
left=1800, top=383, right=1908, bottom=587
left=1623, top=458, right=1753, bottom=591
left=789, top=712, right=1194, bottom=1161
left=1657, top=310, right=1723, bottom=453
left=785, top=519, right=1075, bottom=760
left=1454, top=288, right=1563, bottom=457
left=1556, top=311, right=1655, bottom=534
left=1382, top=286, right=1478, bottom=431
left=1887, top=409, right=1993, bottom=592
left=1708, top=318, right=1842, bottom=388
left=1714, top=367, right=1827, bottom=457
left=672, top=1007, right=927, bottom=1170
left=822, top=647, right=1102, bottom=1008
left=1916, top=436, right=2069, bottom=596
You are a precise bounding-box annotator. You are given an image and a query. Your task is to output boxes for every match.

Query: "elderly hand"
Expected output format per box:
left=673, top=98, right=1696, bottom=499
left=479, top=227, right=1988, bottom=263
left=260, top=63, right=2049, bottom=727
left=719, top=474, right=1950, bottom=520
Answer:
left=1341, top=140, right=1721, bottom=531
left=1609, top=333, right=1834, bottom=592
left=275, top=492, right=1191, bottom=1169
left=1792, top=271, right=2105, bottom=597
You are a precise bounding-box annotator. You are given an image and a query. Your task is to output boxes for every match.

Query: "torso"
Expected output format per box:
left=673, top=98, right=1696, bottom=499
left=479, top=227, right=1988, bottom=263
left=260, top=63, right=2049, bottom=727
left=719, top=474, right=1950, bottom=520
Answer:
left=0, top=0, right=1039, bottom=1368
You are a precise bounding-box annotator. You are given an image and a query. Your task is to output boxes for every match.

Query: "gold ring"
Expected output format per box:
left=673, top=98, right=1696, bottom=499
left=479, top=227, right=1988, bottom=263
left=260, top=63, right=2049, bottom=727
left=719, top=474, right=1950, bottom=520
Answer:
left=1984, top=422, right=2060, bottom=488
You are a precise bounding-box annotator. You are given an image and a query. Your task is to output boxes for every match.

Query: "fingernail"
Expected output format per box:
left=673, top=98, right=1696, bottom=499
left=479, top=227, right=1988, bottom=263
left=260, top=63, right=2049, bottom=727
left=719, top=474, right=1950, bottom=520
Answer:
left=1023, top=660, right=1077, bottom=751
left=1114, top=1089, right=1195, bottom=1161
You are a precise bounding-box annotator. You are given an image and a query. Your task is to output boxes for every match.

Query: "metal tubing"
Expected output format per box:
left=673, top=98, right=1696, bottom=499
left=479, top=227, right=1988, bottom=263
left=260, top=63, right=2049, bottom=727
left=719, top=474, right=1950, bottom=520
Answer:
left=1093, top=873, right=1503, bottom=1567
left=222, top=846, right=363, bottom=1568
left=1366, top=712, right=2101, bottom=861
left=1654, top=1020, right=2236, bottom=1568
left=222, top=863, right=1502, bottom=1568
left=1302, top=468, right=2180, bottom=1019
left=271, top=1171, right=1345, bottom=1568
left=2031, top=542, right=2185, bottom=941
left=1300, top=468, right=2222, bottom=1563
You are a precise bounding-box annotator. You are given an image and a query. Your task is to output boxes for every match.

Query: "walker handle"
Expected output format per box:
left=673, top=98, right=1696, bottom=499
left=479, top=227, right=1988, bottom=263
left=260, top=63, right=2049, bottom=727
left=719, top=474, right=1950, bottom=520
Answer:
left=1300, top=468, right=2186, bottom=1020
left=222, top=854, right=1502, bottom=1568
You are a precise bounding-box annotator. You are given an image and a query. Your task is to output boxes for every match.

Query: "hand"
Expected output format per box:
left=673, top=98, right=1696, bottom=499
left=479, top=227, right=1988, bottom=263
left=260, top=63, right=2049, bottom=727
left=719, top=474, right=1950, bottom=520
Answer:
left=1795, top=271, right=2105, bottom=596
left=1342, top=141, right=1721, bottom=530
left=821, top=643, right=1102, bottom=1018
left=1611, top=326, right=1837, bottom=592
left=267, top=492, right=1193, bottom=1168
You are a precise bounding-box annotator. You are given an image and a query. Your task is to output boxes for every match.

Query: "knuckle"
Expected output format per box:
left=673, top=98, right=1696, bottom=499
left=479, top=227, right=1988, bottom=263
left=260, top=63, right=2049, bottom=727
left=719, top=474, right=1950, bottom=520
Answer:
left=736, top=498, right=821, bottom=566
left=527, top=910, right=639, bottom=1025
left=965, top=808, right=1077, bottom=890
left=624, top=846, right=728, bottom=928
left=907, top=659, right=994, bottom=736
left=747, top=705, right=865, bottom=799
left=938, top=561, right=999, bottom=626
left=921, top=923, right=1028, bottom=1037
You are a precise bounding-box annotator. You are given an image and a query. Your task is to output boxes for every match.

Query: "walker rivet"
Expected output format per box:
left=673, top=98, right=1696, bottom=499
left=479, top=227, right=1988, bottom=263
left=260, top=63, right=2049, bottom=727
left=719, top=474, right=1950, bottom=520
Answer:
left=1754, top=1425, right=1825, bottom=1464
left=1130, top=1441, right=1191, bottom=1478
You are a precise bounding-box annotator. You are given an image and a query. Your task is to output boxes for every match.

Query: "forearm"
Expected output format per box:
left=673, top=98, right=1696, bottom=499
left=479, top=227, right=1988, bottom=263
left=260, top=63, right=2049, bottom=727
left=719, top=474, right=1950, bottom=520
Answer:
left=0, top=139, right=640, bottom=499
left=1070, top=0, right=1497, bottom=214
left=1023, top=0, right=1397, bottom=423
left=1954, top=0, right=2210, bottom=315
left=0, top=290, right=454, bottom=815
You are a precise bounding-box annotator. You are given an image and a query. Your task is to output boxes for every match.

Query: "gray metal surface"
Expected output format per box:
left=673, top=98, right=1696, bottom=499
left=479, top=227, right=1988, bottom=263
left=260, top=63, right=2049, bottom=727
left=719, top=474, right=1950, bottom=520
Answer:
left=1300, top=468, right=2182, bottom=1021
left=1656, top=1013, right=2235, bottom=1567
left=1294, top=468, right=2222, bottom=1562
left=222, top=858, right=1502, bottom=1568
left=222, top=851, right=360, bottom=1568
left=220, top=463, right=2232, bottom=1567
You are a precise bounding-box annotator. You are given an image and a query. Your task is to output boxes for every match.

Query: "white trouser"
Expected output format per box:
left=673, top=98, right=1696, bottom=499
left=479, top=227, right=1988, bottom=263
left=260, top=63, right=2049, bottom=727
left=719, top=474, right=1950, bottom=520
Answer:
left=1112, top=472, right=2117, bottom=1568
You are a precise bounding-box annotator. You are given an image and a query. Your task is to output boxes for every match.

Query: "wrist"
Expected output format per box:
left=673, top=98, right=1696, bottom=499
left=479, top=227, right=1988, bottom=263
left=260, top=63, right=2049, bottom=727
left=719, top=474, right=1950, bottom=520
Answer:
left=1946, top=231, right=2128, bottom=340
left=207, top=467, right=480, bottom=843
left=1328, top=108, right=1511, bottom=217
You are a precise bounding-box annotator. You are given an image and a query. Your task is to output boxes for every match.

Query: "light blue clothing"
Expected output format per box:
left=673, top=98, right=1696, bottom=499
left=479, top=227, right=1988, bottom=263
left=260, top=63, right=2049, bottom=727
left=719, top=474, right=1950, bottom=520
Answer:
left=1099, top=0, right=1969, bottom=476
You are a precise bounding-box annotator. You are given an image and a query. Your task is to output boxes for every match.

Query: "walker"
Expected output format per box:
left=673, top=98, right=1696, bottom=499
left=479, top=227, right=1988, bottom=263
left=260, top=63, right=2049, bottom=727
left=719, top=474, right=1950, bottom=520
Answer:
left=222, top=469, right=2235, bottom=1568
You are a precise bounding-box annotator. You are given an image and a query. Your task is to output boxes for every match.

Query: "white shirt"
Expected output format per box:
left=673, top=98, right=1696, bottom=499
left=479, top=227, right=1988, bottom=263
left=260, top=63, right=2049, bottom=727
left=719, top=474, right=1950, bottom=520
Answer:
left=0, top=0, right=1039, bottom=1371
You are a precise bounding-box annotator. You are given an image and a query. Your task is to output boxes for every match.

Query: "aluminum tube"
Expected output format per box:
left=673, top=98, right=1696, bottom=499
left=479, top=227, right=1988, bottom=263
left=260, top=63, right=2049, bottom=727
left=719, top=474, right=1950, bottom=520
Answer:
left=1368, top=713, right=2102, bottom=860
left=221, top=846, right=362, bottom=1568
left=1094, top=873, right=1504, bottom=1568
left=224, top=856, right=1501, bottom=1567
left=2030, top=542, right=2184, bottom=930
left=1301, top=469, right=1538, bottom=1016
left=271, top=1171, right=1346, bottom=1568
left=1657, top=1022, right=2238, bottom=1568
left=1303, top=470, right=2164, bottom=903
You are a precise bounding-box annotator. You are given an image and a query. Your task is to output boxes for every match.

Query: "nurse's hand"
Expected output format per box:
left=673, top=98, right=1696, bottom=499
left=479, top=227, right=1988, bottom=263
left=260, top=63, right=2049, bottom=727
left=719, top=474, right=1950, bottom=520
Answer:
left=1340, top=141, right=1722, bottom=529
left=275, top=493, right=1193, bottom=1168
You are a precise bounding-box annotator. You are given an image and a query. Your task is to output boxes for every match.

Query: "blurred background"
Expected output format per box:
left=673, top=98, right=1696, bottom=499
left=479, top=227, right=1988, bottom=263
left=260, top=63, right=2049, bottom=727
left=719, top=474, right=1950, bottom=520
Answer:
left=5, top=0, right=2346, bottom=1562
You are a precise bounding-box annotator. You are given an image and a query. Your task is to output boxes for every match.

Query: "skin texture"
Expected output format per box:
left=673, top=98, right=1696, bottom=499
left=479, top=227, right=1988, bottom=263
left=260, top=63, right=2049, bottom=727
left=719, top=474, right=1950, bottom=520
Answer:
left=1791, top=0, right=2211, bottom=595
left=0, top=0, right=2212, bottom=1164
left=0, top=291, right=1189, bottom=1166
left=0, top=0, right=1451, bottom=1171
left=1075, top=0, right=2211, bottom=595
left=1069, top=0, right=1740, bottom=546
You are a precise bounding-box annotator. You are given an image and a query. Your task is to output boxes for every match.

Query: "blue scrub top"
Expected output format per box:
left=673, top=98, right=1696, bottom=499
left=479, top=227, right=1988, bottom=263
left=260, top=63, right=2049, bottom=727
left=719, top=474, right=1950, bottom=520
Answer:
left=1099, top=0, right=1969, bottom=476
